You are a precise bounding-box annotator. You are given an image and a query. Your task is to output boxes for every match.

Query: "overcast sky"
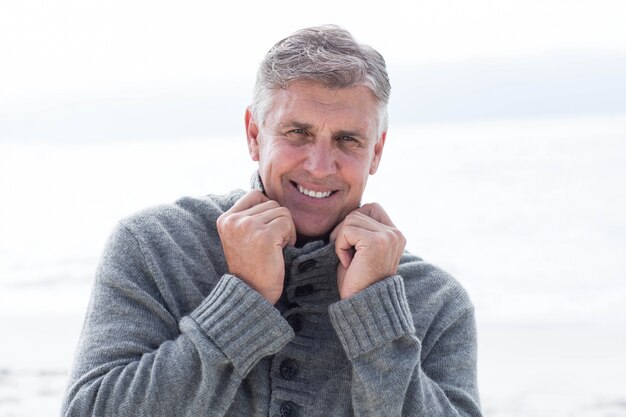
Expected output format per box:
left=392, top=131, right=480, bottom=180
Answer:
left=1, top=0, right=625, bottom=140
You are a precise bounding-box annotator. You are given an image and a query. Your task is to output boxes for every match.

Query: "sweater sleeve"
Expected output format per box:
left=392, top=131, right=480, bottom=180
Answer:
left=328, top=275, right=482, bottom=417
left=62, top=222, right=294, bottom=417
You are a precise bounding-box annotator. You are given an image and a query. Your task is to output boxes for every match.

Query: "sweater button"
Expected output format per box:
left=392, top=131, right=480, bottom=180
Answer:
left=294, top=284, right=314, bottom=296
left=280, top=401, right=298, bottom=417
left=280, top=359, right=298, bottom=380
left=297, top=259, right=317, bottom=273
left=287, top=314, right=302, bottom=333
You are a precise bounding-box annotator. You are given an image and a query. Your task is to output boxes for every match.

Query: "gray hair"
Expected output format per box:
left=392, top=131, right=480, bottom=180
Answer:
left=251, top=25, right=391, bottom=137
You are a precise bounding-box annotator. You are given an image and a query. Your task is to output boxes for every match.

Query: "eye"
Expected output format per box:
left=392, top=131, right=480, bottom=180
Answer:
left=286, top=128, right=309, bottom=137
left=336, top=135, right=361, bottom=147
left=285, top=128, right=311, bottom=144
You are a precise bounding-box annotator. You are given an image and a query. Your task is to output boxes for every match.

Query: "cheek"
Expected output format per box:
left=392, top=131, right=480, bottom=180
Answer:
left=264, top=145, right=303, bottom=170
left=258, top=143, right=300, bottom=185
left=340, top=155, right=373, bottom=184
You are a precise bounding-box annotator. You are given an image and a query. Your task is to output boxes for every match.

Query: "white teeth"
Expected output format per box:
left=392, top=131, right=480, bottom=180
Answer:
left=297, top=185, right=332, bottom=199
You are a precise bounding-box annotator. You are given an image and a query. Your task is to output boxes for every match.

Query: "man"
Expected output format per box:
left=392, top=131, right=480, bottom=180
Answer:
left=62, top=25, right=481, bottom=416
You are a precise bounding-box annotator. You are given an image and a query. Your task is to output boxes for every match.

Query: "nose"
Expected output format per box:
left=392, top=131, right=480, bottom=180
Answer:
left=303, top=140, right=337, bottom=178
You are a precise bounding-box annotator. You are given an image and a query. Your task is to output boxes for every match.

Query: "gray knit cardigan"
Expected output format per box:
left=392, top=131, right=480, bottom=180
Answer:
left=62, top=186, right=481, bottom=416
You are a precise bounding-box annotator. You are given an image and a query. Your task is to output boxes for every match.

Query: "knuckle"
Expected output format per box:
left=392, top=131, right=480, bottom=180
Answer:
left=221, top=212, right=247, bottom=232
left=393, top=228, right=405, bottom=241
left=216, top=213, right=231, bottom=230
left=266, top=199, right=280, bottom=209
left=390, top=229, right=406, bottom=250
left=363, top=202, right=382, bottom=214
left=344, top=212, right=359, bottom=225
left=245, top=189, right=267, bottom=205
left=248, top=189, right=264, bottom=199
left=372, top=232, right=388, bottom=246
left=239, top=215, right=254, bottom=230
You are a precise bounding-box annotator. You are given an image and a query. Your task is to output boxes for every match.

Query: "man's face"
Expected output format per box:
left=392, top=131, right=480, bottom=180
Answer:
left=246, top=81, right=386, bottom=241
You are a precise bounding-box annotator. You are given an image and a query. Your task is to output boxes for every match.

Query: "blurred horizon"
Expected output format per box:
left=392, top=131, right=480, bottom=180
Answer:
left=2, top=50, right=626, bottom=142
left=2, top=0, right=626, bottom=143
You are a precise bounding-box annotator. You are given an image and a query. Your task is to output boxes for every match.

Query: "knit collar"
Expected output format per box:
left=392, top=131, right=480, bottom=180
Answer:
left=249, top=170, right=265, bottom=194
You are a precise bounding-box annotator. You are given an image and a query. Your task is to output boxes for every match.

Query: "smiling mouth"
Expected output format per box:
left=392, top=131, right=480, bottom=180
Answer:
left=294, top=182, right=335, bottom=199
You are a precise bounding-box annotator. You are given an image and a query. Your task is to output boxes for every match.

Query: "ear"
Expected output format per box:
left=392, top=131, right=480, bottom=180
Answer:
left=369, top=131, right=387, bottom=175
left=245, top=107, right=260, bottom=162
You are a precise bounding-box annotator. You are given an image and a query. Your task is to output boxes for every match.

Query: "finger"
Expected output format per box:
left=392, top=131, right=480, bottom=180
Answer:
left=332, top=214, right=377, bottom=265
left=342, top=211, right=387, bottom=233
left=267, top=214, right=297, bottom=247
left=330, top=212, right=378, bottom=241
left=238, top=200, right=281, bottom=217
left=335, top=224, right=375, bottom=250
left=227, top=190, right=270, bottom=214
left=332, top=221, right=352, bottom=267
left=335, top=244, right=354, bottom=269
left=355, top=203, right=395, bottom=227
left=250, top=205, right=291, bottom=225
left=334, top=224, right=375, bottom=268
left=332, top=209, right=392, bottom=239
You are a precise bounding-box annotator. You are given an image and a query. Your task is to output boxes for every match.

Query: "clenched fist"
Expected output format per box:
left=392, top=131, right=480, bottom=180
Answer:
left=330, top=203, right=405, bottom=300
left=217, top=190, right=297, bottom=304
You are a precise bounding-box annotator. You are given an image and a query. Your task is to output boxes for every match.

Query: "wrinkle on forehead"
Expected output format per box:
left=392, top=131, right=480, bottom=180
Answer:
left=269, top=82, right=378, bottom=138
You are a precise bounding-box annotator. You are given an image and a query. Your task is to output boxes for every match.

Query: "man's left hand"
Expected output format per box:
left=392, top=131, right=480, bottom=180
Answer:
left=330, top=203, right=406, bottom=299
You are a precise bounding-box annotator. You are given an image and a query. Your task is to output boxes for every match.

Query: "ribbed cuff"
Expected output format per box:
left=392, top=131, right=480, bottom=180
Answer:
left=328, top=275, right=415, bottom=359
left=191, top=274, right=294, bottom=375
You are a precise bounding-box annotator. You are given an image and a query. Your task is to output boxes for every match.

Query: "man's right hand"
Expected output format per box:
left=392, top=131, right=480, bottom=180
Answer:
left=216, top=190, right=297, bottom=304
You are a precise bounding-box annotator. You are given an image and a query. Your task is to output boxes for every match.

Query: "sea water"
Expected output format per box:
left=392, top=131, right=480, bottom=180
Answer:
left=1, top=115, right=625, bottom=416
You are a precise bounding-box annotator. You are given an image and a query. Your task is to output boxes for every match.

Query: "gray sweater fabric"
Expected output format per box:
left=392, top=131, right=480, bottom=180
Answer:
left=62, top=185, right=482, bottom=416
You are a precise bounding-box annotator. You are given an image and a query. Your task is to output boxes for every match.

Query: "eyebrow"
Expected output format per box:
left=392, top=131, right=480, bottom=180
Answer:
left=278, top=121, right=314, bottom=130
left=335, top=129, right=367, bottom=140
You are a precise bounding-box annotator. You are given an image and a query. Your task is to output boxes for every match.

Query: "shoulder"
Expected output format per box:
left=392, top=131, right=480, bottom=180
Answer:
left=115, top=188, right=245, bottom=246
left=115, top=188, right=245, bottom=262
left=122, top=190, right=244, bottom=228
left=97, top=188, right=246, bottom=316
left=398, top=251, right=472, bottom=312
left=103, top=188, right=245, bottom=273
left=397, top=250, right=475, bottom=342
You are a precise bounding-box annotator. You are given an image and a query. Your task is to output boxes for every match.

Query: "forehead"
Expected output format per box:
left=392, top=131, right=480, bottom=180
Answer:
left=267, top=82, right=379, bottom=131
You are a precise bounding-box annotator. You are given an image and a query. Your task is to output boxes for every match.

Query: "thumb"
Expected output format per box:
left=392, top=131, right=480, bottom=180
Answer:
left=335, top=241, right=355, bottom=269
